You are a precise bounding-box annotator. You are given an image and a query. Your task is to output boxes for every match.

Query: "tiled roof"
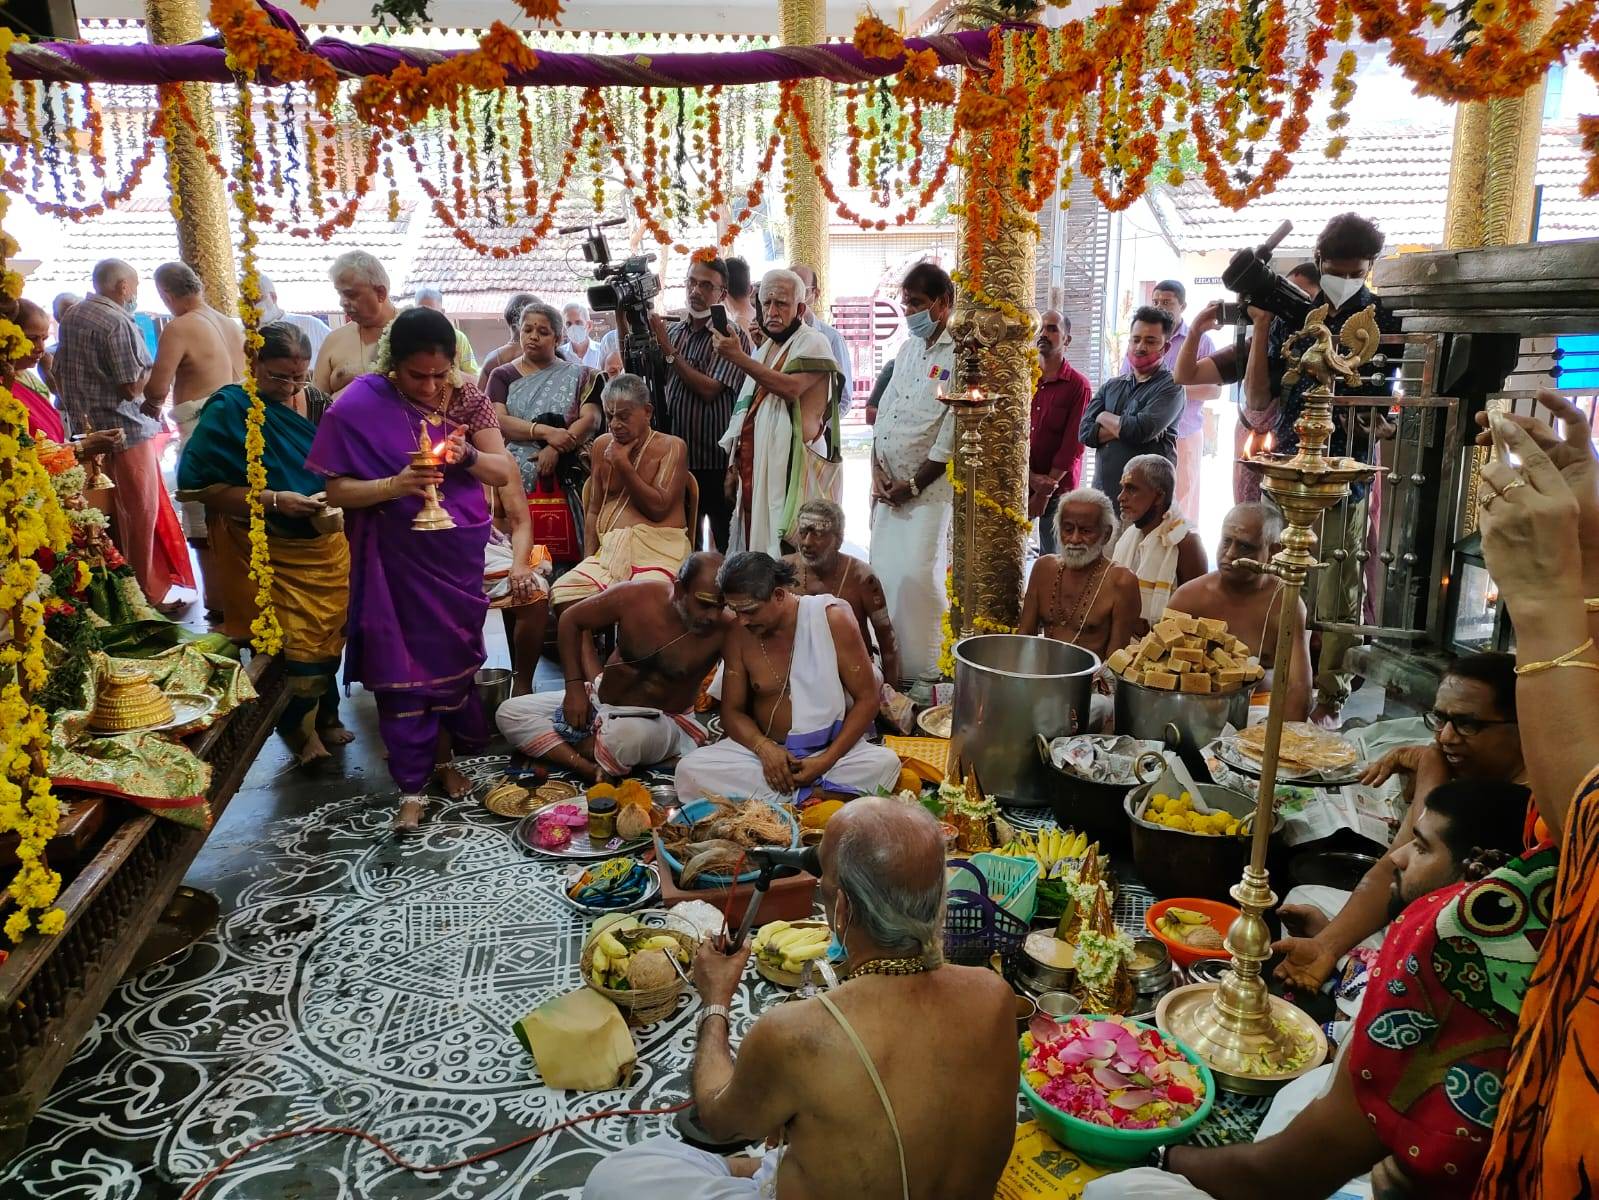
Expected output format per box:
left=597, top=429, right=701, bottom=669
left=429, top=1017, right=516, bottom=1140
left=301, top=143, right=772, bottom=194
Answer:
left=1158, top=125, right=1597, bottom=252
left=23, top=194, right=420, bottom=314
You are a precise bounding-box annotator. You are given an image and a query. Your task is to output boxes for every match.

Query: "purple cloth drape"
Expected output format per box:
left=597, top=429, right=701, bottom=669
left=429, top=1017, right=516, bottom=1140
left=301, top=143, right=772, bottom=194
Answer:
left=304, top=372, right=489, bottom=695
left=6, top=4, right=996, bottom=87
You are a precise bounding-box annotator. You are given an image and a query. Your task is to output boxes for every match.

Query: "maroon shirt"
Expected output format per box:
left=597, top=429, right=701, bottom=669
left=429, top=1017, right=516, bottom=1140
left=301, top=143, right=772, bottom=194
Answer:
left=1029, top=357, right=1091, bottom=495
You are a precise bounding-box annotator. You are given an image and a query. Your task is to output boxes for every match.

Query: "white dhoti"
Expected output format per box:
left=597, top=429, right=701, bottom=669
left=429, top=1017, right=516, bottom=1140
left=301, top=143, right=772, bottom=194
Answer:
left=171, top=398, right=208, bottom=540
left=585, top=1137, right=782, bottom=1200
left=676, top=735, right=900, bottom=804
left=868, top=490, right=951, bottom=684
left=677, top=594, right=900, bottom=802
left=496, top=686, right=706, bottom=776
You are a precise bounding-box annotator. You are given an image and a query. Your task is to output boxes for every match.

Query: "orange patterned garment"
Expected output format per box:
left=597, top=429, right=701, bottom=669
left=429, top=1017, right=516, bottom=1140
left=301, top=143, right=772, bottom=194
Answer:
left=1476, top=764, right=1599, bottom=1199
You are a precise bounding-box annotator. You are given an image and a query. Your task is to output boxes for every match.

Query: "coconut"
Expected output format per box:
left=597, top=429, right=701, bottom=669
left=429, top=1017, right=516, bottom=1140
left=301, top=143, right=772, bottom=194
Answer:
left=616, top=802, right=654, bottom=841
left=626, top=948, right=677, bottom=991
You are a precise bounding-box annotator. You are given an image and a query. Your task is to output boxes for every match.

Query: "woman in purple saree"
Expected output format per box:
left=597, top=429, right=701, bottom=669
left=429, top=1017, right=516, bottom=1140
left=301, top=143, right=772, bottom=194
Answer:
left=308, top=307, right=515, bottom=833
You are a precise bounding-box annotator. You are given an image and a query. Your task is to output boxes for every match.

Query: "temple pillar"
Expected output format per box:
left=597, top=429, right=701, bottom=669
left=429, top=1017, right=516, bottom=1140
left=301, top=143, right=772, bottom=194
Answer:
left=949, top=22, right=1037, bottom=639
left=779, top=0, right=828, bottom=305
left=143, top=0, right=238, bottom=313
left=1442, top=4, right=1552, bottom=249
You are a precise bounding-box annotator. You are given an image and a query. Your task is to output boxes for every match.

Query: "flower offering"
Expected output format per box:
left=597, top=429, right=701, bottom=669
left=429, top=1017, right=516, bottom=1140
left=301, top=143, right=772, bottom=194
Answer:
left=1024, top=1016, right=1205, bottom=1131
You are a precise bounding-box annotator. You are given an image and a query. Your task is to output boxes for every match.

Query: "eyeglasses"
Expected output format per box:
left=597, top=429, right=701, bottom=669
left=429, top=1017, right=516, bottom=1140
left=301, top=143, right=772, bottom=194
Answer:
left=264, top=370, right=310, bottom=387
left=1422, top=709, right=1516, bottom=737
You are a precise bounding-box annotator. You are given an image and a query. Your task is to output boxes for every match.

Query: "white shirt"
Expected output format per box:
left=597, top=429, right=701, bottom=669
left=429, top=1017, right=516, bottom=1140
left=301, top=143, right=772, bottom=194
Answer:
left=872, top=326, right=956, bottom=495
left=561, top=340, right=606, bottom=370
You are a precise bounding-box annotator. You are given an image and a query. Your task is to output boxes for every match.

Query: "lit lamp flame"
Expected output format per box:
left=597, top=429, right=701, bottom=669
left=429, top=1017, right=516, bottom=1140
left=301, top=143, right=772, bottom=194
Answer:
left=1261, top=432, right=1274, bottom=457
left=431, top=440, right=448, bottom=459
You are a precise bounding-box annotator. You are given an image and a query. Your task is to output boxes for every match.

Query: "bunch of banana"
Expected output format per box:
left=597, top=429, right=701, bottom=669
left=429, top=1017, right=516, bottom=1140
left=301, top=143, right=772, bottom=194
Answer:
left=753, top=921, right=831, bottom=976
left=1156, top=906, right=1224, bottom=950
left=993, top=826, right=1092, bottom=880
left=587, top=918, right=691, bottom=989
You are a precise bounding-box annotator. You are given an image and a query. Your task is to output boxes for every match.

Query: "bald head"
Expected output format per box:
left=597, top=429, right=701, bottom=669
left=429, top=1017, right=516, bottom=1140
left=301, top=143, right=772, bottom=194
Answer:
left=822, top=798, right=947, bottom=960
left=1218, top=502, right=1284, bottom=574
left=91, top=259, right=137, bottom=305
left=1038, top=308, right=1070, bottom=358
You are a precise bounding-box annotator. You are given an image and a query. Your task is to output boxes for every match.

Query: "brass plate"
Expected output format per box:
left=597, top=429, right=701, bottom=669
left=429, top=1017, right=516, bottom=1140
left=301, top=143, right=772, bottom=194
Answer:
left=484, top=788, right=539, bottom=818
left=1156, top=982, right=1328, bottom=1095
left=917, top=704, right=953, bottom=740
left=535, top=780, right=582, bottom=806
left=123, top=885, right=221, bottom=977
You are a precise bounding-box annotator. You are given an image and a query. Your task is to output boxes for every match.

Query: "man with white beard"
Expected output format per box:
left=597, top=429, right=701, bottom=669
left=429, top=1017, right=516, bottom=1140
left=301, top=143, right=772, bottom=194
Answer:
left=1019, top=488, right=1141, bottom=729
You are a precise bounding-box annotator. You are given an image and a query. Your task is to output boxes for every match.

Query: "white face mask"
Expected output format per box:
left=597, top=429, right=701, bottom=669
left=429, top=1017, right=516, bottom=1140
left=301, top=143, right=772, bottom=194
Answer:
left=566, top=325, right=588, bottom=347
left=1319, top=273, right=1364, bottom=310
left=685, top=304, right=712, bottom=320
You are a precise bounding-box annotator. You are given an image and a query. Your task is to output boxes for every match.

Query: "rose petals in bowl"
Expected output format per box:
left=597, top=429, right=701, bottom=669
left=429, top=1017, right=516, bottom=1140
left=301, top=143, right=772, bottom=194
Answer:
left=1018, top=1014, right=1214, bottom=1164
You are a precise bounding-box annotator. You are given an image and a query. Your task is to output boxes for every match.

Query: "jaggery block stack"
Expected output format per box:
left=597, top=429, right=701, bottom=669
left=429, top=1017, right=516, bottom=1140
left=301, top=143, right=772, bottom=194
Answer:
left=1104, top=610, right=1266, bottom=694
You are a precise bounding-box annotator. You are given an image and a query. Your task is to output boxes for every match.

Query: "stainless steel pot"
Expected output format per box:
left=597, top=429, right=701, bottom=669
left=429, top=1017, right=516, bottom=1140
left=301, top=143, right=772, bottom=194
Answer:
left=1113, top=677, right=1250, bottom=753
left=951, top=635, right=1099, bottom=807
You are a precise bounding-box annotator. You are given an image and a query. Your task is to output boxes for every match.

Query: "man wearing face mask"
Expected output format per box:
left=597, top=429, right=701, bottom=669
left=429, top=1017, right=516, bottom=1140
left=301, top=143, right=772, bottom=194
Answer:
left=713, top=269, right=843, bottom=558
left=647, top=254, right=752, bottom=552
left=559, top=301, right=606, bottom=370
left=1245, top=213, right=1401, bottom=729
left=868, top=263, right=957, bottom=689
left=1080, top=305, right=1186, bottom=515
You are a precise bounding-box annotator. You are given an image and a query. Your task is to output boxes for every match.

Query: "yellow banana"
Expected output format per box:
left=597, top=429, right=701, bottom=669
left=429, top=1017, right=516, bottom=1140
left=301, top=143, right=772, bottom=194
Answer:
left=591, top=947, right=610, bottom=977
left=1168, top=907, right=1208, bottom=925
left=595, top=930, right=628, bottom=960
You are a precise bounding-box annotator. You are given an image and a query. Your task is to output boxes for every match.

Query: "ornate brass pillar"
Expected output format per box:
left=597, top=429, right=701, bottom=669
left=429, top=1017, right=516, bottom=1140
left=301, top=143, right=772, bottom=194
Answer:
left=949, top=20, right=1037, bottom=637
left=779, top=0, right=828, bottom=304
left=144, top=0, right=238, bottom=313
left=1442, top=2, right=1552, bottom=249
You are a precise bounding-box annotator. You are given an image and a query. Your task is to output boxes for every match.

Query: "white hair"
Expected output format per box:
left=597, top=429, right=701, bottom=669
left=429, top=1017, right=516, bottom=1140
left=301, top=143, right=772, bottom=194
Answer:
left=256, top=273, right=278, bottom=300
left=329, top=250, right=390, bottom=291
left=1124, top=453, right=1176, bottom=512
left=602, top=373, right=652, bottom=409
left=414, top=285, right=445, bottom=306
left=1056, top=487, right=1116, bottom=542
left=757, top=268, right=806, bottom=305
left=834, top=803, right=947, bottom=959
left=562, top=301, right=589, bottom=321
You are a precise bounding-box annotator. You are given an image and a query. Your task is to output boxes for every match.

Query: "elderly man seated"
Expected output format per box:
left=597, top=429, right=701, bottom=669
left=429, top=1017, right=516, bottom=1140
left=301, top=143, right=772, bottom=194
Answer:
left=1165, top=502, right=1311, bottom=720
left=1271, top=651, right=1528, bottom=999
left=584, top=798, right=1019, bottom=1200
left=497, top=553, right=731, bottom=782
left=1020, top=487, right=1141, bottom=662
left=550, top=374, right=693, bottom=610
left=676, top=553, right=899, bottom=803
left=1084, top=778, right=1544, bottom=1200
left=783, top=499, right=901, bottom=689
left=1109, top=453, right=1207, bottom=627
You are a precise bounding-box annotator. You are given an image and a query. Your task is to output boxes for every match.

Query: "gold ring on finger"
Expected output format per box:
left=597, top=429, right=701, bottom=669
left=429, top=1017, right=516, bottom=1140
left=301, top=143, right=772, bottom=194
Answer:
left=1500, top=478, right=1528, bottom=495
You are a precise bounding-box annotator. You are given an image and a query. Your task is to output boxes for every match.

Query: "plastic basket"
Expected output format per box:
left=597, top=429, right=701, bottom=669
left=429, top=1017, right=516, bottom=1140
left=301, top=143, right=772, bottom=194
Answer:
left=944, top=858, right=1029, bottom=977
left=968, top=851, right=1039, bottom=924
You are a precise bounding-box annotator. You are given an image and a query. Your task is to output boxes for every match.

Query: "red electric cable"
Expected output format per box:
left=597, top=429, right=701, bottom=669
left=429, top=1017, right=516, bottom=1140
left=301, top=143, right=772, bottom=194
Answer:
left=178, top=1097, right=694, bottom=1200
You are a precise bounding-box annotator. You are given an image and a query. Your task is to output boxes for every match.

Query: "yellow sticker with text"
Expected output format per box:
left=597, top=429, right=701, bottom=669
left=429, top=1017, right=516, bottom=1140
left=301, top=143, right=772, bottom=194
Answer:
left=994, top=1121, right=1112, bottom=1199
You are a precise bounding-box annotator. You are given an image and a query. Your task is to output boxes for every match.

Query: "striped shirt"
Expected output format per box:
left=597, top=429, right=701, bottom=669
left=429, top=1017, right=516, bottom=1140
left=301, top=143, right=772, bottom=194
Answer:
left=664, top=317, right=751, bottom=471
left=52, top=294, right=161, bottom=446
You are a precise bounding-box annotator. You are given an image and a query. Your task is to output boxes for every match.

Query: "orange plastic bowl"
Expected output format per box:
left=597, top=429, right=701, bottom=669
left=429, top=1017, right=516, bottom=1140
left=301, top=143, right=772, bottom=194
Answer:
left=1145, top=898, right=1241, bottom=968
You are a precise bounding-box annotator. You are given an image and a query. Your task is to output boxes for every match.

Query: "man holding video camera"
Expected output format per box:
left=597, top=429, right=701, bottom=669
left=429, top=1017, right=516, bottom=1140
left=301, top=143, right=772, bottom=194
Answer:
left=1192, top=212, right=1401, bottom=728
left=647, top=255, right=752, bottom=552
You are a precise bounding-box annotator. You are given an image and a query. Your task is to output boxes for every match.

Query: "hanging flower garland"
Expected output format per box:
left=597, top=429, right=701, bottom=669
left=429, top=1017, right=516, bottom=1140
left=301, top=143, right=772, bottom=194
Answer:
left=226, top=82, right=282, bottom=655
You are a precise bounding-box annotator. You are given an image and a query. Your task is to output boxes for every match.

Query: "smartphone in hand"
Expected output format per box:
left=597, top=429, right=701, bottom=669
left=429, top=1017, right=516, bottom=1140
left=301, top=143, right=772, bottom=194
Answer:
left=709, top=303, right=731, bottom=335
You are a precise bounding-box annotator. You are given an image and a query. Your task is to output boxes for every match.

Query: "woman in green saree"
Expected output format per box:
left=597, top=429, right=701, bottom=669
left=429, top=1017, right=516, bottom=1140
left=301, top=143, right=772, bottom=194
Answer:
left=177, top=322, right=352, bottom=765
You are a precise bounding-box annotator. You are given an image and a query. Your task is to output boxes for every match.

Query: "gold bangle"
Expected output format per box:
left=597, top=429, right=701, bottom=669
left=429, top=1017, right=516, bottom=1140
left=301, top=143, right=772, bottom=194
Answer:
left=1515, top=637, right=1599, bottom=675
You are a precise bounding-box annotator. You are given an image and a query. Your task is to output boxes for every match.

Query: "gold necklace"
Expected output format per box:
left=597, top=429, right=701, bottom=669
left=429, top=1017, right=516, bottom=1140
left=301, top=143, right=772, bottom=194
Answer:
left=1051, top=555, right=1110, bottom=643
left=754, top=606, right=796, bottom=742
left=847, top=955, right=936, bottom=978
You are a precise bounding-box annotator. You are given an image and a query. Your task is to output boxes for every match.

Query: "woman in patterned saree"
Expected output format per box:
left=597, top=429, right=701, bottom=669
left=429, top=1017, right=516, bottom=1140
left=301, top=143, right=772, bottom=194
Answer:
left=177, top=321, right=349, bottom=766
left=488, top=301, right=604, bottom=568
left=308, top=307, right=515, bottom=833
left=1469, top=391, right=1599, bottom=1199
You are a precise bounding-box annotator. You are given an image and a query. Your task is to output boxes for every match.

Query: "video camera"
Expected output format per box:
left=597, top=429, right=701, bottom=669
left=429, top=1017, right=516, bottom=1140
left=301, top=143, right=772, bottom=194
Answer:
left=1218, top=220, right=1315, bottom=328
left=562, top=218, right=671, bottom=431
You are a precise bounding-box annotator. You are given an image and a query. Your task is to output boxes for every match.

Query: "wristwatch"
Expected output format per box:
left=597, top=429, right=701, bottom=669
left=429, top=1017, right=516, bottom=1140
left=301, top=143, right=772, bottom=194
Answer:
left=1144, top=1144, right=1171, bottom=1171
left=664, top=352, right=678, bottom=366
left=908, top=479, right=921, bottom=498
left=698, top=1004, right=731, bottom=1032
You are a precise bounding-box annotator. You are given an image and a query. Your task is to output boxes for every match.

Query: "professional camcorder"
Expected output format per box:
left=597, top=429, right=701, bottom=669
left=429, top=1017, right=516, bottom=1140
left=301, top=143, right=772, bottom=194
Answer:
left=563, top=218, right=670, bottom=428
left=1219, top=220, right=1315, bottom=327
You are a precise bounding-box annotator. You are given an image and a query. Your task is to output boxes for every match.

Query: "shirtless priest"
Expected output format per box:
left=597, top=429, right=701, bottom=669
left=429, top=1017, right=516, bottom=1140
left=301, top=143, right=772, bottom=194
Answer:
left=549, top=373, right=693, bottom=609
left=496, top=553, right=731, bottom=781
left=584, top=798, right=1019, bottom=1200
left=676, top=553, right=900, bottom=803
left=1019, top=488, right=1141, bottom=661
left=1166, top=502, right=1313, bottom=721
left=784, top=499, right=901, bottom=690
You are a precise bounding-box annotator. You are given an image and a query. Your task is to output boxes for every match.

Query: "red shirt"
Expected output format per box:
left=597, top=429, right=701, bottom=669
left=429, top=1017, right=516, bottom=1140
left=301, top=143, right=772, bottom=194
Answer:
left=1029, top=358, right=1091, bottom=495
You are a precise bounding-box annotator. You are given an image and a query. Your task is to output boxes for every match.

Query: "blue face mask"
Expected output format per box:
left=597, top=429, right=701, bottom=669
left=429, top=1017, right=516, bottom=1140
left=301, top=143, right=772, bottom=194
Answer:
left=906, top=308, right=936, bottom=340
left=826, top=902, right=848, bottom=962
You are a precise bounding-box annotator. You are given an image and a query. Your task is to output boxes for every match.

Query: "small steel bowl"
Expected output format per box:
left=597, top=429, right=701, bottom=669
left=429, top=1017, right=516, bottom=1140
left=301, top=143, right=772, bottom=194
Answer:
left=1015, top=993, right=1039, bottom=1027
left=1035, top=990, right=1082, bottom=1020
left=1129, top=936, right=1174, bottom=991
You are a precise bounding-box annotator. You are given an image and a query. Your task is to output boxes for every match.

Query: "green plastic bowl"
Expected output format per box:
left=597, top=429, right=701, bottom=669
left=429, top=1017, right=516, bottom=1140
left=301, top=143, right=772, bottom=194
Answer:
left=1019, top=1015, right=1216, bottom=1165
